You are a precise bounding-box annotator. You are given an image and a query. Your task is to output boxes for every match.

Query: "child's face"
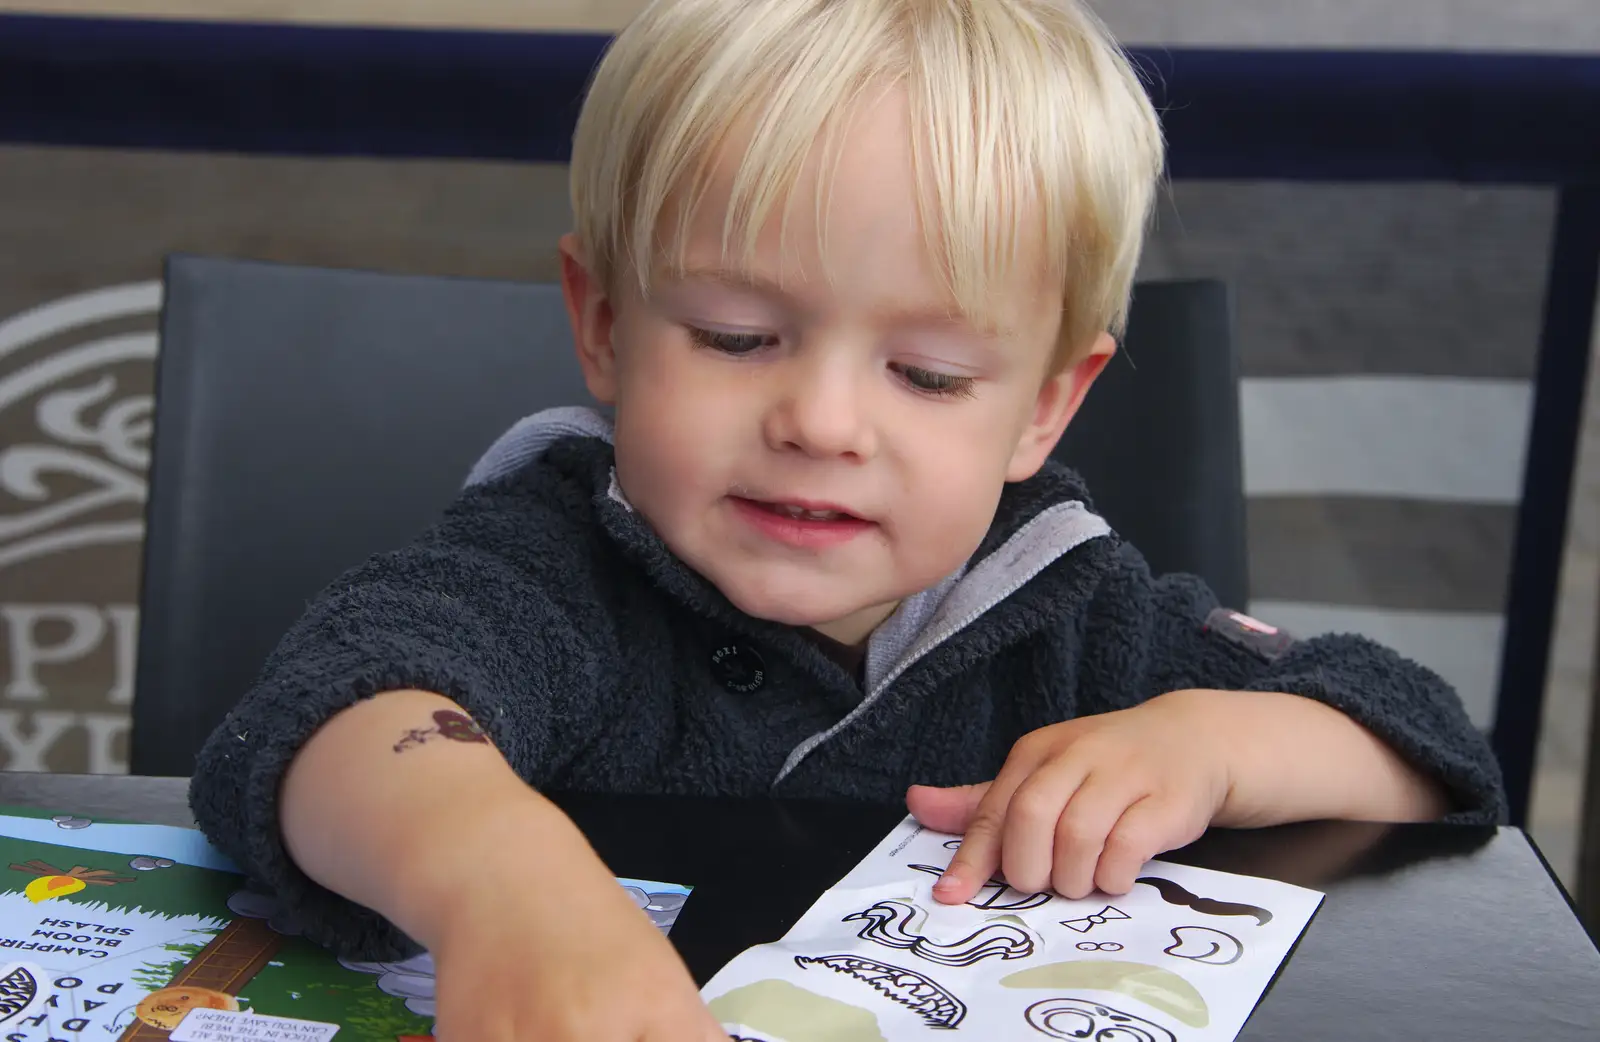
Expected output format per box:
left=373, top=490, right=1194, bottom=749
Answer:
left=564, top=88, right=1112, bottom=645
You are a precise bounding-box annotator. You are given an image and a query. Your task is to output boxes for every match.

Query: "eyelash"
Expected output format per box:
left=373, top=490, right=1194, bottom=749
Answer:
left=893, top=364, right=978, bottom=399
left=684, top=326, right=978, bottom=400
left=686, top=326, right=770, bottom=355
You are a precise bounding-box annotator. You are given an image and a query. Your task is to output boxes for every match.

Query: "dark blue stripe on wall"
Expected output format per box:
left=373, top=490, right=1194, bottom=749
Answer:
left=2, top=13, right=1599, bottom=183
left=0, top=15, right=607, bottom=162
left=1494, top=185, right=1600, bottom=827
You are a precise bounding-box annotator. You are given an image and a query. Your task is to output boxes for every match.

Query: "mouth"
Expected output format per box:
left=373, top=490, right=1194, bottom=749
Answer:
left=728, top=495, right=875, bottom=547
left=737, top=498, right=863, bottom=522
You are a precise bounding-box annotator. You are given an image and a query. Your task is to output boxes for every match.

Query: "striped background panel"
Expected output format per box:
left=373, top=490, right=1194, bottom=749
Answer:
left=1141, top=182, right=1555, bottom=728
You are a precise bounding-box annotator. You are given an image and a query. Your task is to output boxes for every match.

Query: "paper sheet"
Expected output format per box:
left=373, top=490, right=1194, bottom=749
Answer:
left=703, top=817, right=1323, bottom=1042
left=0, top=807, right=691, bottom=1041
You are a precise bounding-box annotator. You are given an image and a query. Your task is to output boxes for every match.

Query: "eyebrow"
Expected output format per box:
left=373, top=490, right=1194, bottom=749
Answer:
left=670, top=265, right=1011, bottom=339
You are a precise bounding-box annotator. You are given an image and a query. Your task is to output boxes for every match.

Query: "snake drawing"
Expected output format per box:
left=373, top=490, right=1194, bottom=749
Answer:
left=844, top=899, right=1035, bottom=967
left=795, top=955, right=968, bottom=1029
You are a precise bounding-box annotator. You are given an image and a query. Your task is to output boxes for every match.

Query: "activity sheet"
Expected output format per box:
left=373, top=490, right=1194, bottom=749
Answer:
left=0, top=808, right=690, bottom=1042
left=703, top=816, right=1323, bottom=1042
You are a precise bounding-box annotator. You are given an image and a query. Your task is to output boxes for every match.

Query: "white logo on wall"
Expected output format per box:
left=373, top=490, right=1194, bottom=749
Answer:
left=0, top=283, right=162, bottom=774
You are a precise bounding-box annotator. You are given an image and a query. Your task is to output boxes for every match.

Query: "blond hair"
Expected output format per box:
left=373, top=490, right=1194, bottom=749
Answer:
left=570, top=0, right=1164, bottom=364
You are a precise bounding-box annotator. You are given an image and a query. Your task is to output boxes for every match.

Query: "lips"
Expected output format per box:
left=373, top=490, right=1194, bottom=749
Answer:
left=728, top=495, right=874, bottom=548
left=748, top=500, right=859, bottom=522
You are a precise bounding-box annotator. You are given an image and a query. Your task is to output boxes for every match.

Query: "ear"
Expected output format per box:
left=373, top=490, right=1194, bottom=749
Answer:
left=559, top=232, right=620, bottom=404
left=1006, top=332, right=1116, bottom=482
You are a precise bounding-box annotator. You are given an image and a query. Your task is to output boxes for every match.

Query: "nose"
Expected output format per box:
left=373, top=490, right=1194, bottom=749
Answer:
left=762, top=349, right=877, bottom=461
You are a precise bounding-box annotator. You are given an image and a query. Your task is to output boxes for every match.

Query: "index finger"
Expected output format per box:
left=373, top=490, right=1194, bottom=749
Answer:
left=934, top=751, right=1043, bottom=904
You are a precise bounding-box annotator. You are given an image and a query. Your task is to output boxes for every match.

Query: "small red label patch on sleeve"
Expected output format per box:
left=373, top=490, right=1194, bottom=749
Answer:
left=1229, top=612, right=1277, bottom=634
left=1204, top=607, right=1295, bottom=660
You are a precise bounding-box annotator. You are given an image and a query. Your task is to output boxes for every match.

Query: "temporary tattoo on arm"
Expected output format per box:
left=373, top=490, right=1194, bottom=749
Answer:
left=393, top=709, right=490, bottom=753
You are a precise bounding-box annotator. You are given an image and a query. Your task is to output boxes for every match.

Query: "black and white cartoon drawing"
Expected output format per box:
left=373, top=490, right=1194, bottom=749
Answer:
left=1024, top=998, right=1177, bottom=1042
left=1135, top=877, right=1273, bottom=926
left=0, top=964, right=38, bottom=1024
left=794, top=954, right=968, bottom=1029
left=908, top=864, right=1053, bottom=911
left=1061, top=905, right=1130, bottom=933
left=1001, top=961, right=1209, bottom=1029
left=1163, top=926, right=1243, bottom=966
left=700, top=820, right=1324, bottom=1042
left=844, top=899, right=1034, bottom=967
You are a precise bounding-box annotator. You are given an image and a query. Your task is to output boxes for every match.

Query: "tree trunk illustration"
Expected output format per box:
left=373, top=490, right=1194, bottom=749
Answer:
left=118, top=916, right=284, bottom=1041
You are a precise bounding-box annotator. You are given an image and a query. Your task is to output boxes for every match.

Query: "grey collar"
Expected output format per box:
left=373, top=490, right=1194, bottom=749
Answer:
left=465, top=407, right=1110, bottom=781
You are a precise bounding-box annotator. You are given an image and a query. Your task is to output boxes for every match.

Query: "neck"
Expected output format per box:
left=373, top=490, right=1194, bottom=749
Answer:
left=808, top=600, right=901, bottom=647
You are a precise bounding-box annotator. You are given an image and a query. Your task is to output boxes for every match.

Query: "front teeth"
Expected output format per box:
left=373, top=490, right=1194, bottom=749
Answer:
left=776, top=505, right=844, bottom=520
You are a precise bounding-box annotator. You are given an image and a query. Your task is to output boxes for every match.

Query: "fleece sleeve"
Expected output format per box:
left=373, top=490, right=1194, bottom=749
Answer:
left=1079, top=540, right=1507, bottom=825
left=187, top=478, right=618, bottom=960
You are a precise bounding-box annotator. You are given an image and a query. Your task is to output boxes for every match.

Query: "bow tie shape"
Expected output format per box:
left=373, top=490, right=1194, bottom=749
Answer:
left=1061, top=905, right=1130, bottom=933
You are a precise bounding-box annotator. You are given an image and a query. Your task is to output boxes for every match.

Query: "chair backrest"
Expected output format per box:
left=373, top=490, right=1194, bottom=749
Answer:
left=132, top=255, right=1244, bottom=776
left=1060, top=279, right=1248, bottom=610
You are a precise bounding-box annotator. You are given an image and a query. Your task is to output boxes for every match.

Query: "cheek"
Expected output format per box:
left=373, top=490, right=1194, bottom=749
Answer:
left=895, top=431, right=1011, bottom=555
left=609, top=344, right=739, bottom=510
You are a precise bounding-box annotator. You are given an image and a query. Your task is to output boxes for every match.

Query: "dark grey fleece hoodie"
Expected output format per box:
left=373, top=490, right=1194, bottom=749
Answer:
left=189, top=408, right=1506, bottom=960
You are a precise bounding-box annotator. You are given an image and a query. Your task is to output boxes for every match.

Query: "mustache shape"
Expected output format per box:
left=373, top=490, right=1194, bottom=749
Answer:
left=1135, top=876, right=1273, bottom=925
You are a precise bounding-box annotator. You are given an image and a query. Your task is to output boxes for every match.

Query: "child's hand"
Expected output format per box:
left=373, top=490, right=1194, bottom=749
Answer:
left=426, top=849, right=727, bottom=1042
left=907, top=690, right=1231, bottom=902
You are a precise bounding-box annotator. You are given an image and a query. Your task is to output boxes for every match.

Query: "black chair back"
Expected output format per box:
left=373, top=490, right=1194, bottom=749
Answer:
left=132, top=256, right=587, bottom=775
left=1062, top=279, right=1248, bottom=609
left=132, top=255, right=1244, bottom=776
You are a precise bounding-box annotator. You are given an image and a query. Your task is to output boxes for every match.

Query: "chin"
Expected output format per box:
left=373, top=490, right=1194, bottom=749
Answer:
left=727, top=591, right=844, bottom=628
left=715, top=577, right=866, bottom=630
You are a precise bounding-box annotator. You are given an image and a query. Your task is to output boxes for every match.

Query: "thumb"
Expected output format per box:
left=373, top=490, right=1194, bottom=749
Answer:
left=906, top=782, right=991, bottom=834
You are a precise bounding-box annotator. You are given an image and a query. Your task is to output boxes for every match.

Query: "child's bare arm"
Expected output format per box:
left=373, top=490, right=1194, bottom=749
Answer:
left=279, top=689, right=725, bottom=1042
left=1202, top=688, right=1451, bottom=828
left=278, top=688, right=561, bottom=947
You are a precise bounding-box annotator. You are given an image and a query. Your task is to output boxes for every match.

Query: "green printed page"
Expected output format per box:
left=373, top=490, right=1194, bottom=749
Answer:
left=0, top=809, right=690, bottom=1042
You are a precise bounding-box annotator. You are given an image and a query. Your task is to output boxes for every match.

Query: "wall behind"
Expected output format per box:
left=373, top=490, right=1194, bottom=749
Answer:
left=2, top=0, right=1599, bottom=49
left=1, top=3, right=1594, bottom=890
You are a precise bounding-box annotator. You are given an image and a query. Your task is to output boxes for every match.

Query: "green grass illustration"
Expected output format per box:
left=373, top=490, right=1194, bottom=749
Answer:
left=0, top=826, right=434, bottom=1040
left=243, top=943, right=430, bottom=1040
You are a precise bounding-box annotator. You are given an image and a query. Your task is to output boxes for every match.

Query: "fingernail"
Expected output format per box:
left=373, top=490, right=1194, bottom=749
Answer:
left=933, top=873, right=957, bottom=893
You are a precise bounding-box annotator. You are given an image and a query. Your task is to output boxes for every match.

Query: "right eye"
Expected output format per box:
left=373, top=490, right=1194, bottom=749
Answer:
left=685, top=326, right=773, bottom=355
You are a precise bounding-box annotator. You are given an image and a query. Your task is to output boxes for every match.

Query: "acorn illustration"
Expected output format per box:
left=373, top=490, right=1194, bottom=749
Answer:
left=432, top=710, right=487, bottom=743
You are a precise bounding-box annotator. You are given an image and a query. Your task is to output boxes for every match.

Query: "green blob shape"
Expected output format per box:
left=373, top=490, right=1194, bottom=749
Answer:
left=709, top=979, right=886, bottom=1042
left=1000, top=960, right=1209, bottom=1028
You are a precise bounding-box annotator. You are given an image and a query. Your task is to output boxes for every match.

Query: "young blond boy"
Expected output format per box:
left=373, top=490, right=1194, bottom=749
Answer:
left=190, top=1, right=1505, bottom=1038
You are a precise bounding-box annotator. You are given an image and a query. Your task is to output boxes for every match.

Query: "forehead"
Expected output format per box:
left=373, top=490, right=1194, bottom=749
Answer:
left=653, top=87, right=1058, bottom=340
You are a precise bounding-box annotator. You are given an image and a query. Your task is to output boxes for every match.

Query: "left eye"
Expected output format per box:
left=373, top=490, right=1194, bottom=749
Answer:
left=686, top=326, right=772, bottom=355
left=895, top=364, right=977, bottom=399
